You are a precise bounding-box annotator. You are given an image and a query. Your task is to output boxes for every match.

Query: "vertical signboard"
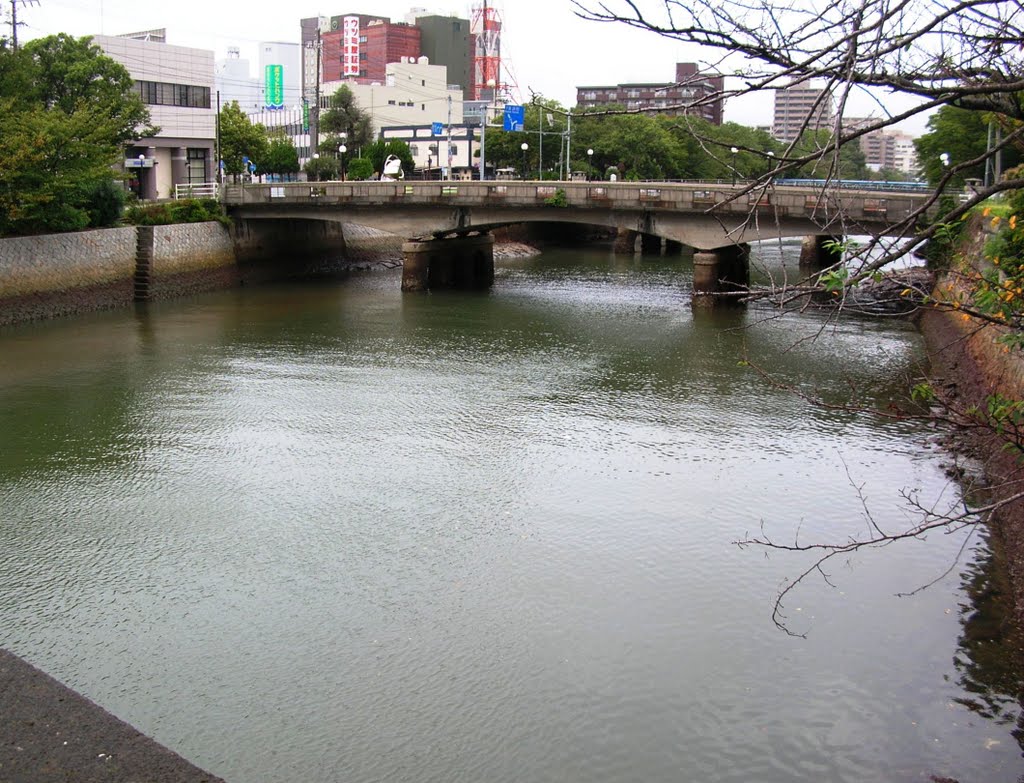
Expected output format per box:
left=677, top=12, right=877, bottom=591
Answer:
left=343, top=16, right=360, bottom=77
left=264, top=64, right=284, bottom=109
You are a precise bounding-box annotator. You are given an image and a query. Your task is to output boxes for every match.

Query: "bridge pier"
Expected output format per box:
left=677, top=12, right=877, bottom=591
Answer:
left=640, top=233, right=662, bottom=256
left=664, top=239, right=684, bottom=256
left=692, top=244, right=750, bottom=308
left=401, top=233, right=495, bottom=292
left=799, top=235, right=841, bottom=273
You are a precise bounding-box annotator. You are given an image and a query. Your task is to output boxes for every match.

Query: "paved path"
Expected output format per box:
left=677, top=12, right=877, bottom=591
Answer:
left=0, top=649, right=225, bottom=782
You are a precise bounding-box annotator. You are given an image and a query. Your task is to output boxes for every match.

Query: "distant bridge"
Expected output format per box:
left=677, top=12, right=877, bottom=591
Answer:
left=223, top=180, right=927, bottom=247
left=223, top=180, right=931, bottom=299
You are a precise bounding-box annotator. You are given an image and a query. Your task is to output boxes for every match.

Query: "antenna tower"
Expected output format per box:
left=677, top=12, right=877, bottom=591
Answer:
left=470, top=1, right=501, bottom=101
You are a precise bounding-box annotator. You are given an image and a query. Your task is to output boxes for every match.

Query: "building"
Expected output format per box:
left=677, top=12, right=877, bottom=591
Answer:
left=410, top=13, right=472, bottom=98
left=94, top=30, right=216, bottom=200
left=772, top=81, right=834, bottom=142
left=576, top=63, right=725, bottom=124
left=846, top=119, right=919, bottom=175
left=321, top=57, right=463, bottom=137
left=319, top=16, right=420, bottom=83
left=216, top=48, right=261, bottom=112
left=259, top=42, right=303, bottom=109
left=380, top=123, right=478, bottom=178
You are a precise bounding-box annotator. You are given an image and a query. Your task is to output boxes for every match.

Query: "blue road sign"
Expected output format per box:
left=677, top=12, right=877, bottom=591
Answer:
left=431, top=121, right=444, bottom=136
left=503, top=104, right=525, bottom=132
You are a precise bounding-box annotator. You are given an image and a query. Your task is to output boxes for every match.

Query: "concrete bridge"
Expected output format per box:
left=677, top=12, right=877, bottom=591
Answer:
left=223, top=180, right=929, bottom=301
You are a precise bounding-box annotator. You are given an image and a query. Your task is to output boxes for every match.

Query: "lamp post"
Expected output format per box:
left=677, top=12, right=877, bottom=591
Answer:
left=521, top=142, right=529, bottom=180
left=765, top=150, right=775, bottom=182
left=339, top=144, right=347, bottom=181
left=587, top=148, right=594, bottom=181
left=940, top=152, right=950, bottom=168
left=137, top=153, right=145, bottom=198
left=730, top=146, right=738, bottom=185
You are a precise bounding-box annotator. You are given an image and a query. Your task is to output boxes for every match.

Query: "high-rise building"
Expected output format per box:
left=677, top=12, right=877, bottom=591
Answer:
left=319, top=17, right=421, bottom=83
left=576, top=62, right=725, bottom=124
left=772, top=81, right=834, bottom=142
left=411, top=14, right=472, bottom=99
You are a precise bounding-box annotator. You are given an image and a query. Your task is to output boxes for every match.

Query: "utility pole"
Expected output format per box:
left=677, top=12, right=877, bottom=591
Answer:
left=9, top=0, right=40, bottom=51
left=311, top=27, right=322, bottom=160
left=446, top=94, right=453, bottom=181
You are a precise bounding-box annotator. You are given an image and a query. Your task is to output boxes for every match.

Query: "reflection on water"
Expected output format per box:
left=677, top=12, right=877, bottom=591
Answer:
left=0, top=245, right=1021, bottom=783
left=954, top=532, right=1024, bottom=750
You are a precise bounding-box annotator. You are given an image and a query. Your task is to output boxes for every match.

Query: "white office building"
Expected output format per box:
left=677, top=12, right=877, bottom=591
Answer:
left=321, top=57, right=463, bottom=137
left=95, top=30, right=216, bottom=200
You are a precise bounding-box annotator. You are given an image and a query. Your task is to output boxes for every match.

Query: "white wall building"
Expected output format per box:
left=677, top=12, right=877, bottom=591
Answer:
left=259, top=42, right=303, bottom=109
left=94, top=31, right=216, bottom=200
left=216, top=48, right=262, bottom=112
left=321, top=57, right=463, bottom=137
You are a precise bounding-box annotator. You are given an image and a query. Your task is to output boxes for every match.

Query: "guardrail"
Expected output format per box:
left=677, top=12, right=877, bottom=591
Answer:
left=174, top=182, right=219, bottom=200
left=223, top=180, right=931, bottom=223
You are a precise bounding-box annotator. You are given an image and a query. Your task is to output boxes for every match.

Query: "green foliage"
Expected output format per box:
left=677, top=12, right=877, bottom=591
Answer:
left=83, top=178, right=127, bottom=228
left=363, top=139, right=415, bottom=176
left=818, top=267, right=849, bottom=292
left=219, top=101, right=269, bottom=177
left=346, top=158, right=374, bottom=181
left=543, top=189, right=569, bottom=207
left=304, top=156, right=339, bottom=182
left=911, top=382, right=936, bottom=404
left=123, top=198, right=224, bottom=226
left=319, top=85, right=374, bottom=150
left=263, top=134, right=300, bottom=177
left=0, top=35, right=153, bottom=236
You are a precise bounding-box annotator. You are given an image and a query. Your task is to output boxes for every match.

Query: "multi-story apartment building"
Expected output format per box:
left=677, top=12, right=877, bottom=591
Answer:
left=575, top=63, right=725, bottom=124
left=846, top=117, right=920, bottom=175
left=772, top=81, right=834, bottom=142
left=94, top=30, right=216, bottom=200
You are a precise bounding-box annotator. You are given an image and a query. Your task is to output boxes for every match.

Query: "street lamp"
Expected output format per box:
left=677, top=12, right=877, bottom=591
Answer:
left=587, top=148, right=594, bottom=180
left=521, top=142, right=529, bottom=180
left=940, top=152, right=950, bottom=168
left=339, top=144, right=347, bottom=181
left=730, top=146, right=739, bottom=185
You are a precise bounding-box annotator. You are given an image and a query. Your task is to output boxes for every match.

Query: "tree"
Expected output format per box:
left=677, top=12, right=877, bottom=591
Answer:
left=319, top=85, right=374, bottom=151
left=571, top=0, right=1024, bottom=282
left=303, top=156, right=339, bottom=182
left=219, top=101, right=269, bottom=178
left=363, top=139, right=415, bottom=177
left=263, top=134, right=300, bottom=180
left=915, top=106, right=1021, bottom=188
left=0, top=35, right=153, bottom=235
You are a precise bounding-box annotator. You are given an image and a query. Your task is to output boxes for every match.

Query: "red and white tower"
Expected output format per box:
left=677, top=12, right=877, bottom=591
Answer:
left=470, top=1, right=502, bottom=101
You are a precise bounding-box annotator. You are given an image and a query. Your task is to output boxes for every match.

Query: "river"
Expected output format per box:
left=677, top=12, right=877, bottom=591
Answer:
left=0, top=244, right=1021, bottom=782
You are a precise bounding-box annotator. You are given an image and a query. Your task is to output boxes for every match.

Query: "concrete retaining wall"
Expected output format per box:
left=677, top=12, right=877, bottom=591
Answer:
left=0, top=222, right=237, bottom=326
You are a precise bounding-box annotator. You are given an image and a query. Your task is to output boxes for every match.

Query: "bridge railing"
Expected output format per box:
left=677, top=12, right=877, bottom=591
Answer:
left=223, top=180, right=929, bottom=225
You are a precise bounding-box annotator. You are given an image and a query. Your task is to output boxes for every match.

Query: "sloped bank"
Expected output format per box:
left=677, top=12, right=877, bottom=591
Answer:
left=919, top=218, right=1024, bottom=633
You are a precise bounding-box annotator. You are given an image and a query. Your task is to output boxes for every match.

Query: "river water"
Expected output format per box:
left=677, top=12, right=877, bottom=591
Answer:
left=1, top=244, right=1022, bottom=782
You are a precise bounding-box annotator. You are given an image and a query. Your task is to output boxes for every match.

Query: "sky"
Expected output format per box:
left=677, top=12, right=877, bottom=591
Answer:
left=20, top=0, right=931, bottom=135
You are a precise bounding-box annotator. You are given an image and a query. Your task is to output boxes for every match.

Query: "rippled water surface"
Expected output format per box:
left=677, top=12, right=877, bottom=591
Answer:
left=1, top=246, right=1022, bottom=782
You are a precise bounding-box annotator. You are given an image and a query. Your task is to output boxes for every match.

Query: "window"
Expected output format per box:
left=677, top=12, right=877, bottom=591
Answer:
left=409, top=144, right=419, bottom=156
left=135, top=80, right=210, bottom=109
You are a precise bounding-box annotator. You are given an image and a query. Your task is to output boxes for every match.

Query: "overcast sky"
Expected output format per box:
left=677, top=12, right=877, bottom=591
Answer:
left=23, top=0, right=931, bottom=134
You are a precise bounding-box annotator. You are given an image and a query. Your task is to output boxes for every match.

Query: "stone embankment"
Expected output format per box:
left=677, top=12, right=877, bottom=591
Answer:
left=0, top=649, right=224, bottom=782
left=0, top=220, right=541, bottom=327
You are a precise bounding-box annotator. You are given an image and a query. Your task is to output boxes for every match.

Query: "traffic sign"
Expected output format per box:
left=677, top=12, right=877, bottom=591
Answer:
left=431, top=122, right=444, bottom=136
left=503, top=105, right=524, bottom=132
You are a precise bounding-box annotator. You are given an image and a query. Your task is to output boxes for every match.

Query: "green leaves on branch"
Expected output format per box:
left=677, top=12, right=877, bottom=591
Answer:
left=0, top=35, right=153, bottom=236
